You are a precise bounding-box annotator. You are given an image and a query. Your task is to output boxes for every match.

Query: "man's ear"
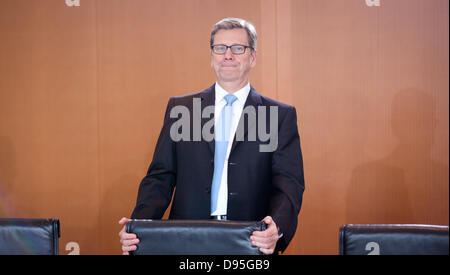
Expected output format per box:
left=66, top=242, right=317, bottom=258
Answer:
left=250, top=50, right=257, bottom=67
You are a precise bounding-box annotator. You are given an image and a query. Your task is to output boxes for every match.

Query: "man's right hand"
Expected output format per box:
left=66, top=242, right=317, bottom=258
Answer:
left=118, top=217, right=140, bottom=255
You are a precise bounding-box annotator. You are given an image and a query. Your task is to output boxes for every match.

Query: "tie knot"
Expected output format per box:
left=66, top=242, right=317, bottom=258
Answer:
left=224, top=94, right=238, bottom=106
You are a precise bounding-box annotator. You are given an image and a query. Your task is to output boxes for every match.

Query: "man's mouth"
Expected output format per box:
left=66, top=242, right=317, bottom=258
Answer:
left=220, top=62, right=237, bottom=67
left=221, top=63, right=237, bottom=68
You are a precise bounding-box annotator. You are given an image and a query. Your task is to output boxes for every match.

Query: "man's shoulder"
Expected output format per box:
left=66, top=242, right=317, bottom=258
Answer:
left=251, top=87, right=295, bottom=111
left=260, top=95, right=294, bottom=109
left=171, top=90, right=206, bottom=100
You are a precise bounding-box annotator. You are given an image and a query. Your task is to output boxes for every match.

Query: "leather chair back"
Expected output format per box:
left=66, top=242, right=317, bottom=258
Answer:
left=0, top=218, right=60, bottom=255
left=126, top=219, right=266, bottom=255
left=339, top=224, right=449, bottom=255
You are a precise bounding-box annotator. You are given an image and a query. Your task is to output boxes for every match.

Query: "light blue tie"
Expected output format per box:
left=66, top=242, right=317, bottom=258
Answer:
left=211, top=94, right=238, bottom=214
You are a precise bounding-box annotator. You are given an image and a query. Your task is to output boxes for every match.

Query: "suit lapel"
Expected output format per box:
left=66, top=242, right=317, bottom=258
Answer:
left=199, top=84, right=216, bottom=156
left=230, top=86, right=263, bottom=153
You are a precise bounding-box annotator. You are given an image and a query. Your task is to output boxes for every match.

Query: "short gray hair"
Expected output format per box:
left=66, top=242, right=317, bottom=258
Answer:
left=210, top=18, right=257, bottom=51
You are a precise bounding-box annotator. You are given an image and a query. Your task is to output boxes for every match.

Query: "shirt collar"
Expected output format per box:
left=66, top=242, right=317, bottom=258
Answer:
left=215, top=82, right=250, bottom=105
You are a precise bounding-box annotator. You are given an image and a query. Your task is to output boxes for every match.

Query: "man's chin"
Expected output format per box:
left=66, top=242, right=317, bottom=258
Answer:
left=218, top=74, right=240, bottom=83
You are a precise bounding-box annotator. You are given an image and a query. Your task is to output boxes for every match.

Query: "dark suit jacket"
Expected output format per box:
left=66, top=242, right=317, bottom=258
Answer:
left=131, top=84, right=305, bottom=252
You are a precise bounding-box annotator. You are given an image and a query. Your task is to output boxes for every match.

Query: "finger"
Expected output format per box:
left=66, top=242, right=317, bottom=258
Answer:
left=252, top=229, right=276, bottom=238
left=259, top=247, right=274, bottom=255
left=122, top=244, right=137, bottom=252
left=251, top=234, right=278, bottom=244
left=122, top=251, right=129, bottom=255
left=252, top=225, right=277, bottom=237
left=122, top=238, right=140, bottom=247
left=118, top=217, right=131, bottom=225
left=251, top=235, right=278, bottom=248
left=263, top=216, right=273, bottom=225
left=119, top=232, right=138, bottom=242
left=251, top=230, right=278, bottom=251
left=262, top=216, right=279, bottom=234
left=119, top=225, right=137, bottom=238
left=252, top=239, right=271, bottom=249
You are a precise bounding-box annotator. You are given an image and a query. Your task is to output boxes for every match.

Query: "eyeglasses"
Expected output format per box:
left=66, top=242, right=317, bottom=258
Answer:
left=211, top=44, right=252, bottom=55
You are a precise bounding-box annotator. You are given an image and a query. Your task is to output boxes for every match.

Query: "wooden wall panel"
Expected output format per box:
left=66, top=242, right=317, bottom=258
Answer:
left=289, top=0, right=449, bottom=254
left=0, top=0, right=100, bottom=254
left=0, top=0, right=448, bottom=254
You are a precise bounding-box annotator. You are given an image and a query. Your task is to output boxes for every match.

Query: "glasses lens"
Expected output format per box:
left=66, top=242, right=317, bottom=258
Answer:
left=212, top=45, right=249, bottom=54
left=231, top=45, right=245, bottom=54
left=213, top=45, right=227, bottom=54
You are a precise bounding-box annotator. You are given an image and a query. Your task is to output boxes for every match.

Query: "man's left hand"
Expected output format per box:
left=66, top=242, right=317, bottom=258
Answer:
left=250, top=216, right=279, bottom=255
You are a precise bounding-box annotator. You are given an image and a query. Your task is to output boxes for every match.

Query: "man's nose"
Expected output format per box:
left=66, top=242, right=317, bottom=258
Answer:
left=224, top=48, right=234, bottom=59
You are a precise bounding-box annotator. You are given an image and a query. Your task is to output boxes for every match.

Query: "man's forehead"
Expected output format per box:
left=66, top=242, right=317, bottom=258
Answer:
left=213, top=28, right=248, bottom=43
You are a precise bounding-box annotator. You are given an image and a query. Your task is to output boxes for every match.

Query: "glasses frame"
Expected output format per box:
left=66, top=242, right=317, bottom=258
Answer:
left=211, top=44, right=253, bottom=55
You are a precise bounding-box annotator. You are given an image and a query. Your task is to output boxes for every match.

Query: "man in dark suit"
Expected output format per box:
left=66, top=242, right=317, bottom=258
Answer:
left=119, top=18, right=305, bottom=255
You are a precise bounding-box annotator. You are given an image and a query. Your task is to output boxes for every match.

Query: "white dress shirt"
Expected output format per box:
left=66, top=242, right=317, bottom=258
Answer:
left=211, top=82, right=250, bottom=216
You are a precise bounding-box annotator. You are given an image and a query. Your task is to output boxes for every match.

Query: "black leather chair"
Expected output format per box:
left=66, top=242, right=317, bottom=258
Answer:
left=0, top=218, right=60, bottom=255
left=339, top=224, right=449, bottom=255
left=126, top=219, right=266, bottom=255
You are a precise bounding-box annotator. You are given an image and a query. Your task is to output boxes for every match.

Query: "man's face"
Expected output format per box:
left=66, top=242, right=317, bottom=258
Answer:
left=211, top=28, right=256, bottom=86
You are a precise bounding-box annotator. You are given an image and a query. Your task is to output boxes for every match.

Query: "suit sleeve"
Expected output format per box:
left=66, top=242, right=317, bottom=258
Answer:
left=269, top=106, right=305, bottom=252
left=131, top=98, right=177, bottom=219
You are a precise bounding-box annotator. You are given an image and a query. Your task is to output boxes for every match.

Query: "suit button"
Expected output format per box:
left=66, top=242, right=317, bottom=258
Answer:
left=205, top=187, right=211, bottom=194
